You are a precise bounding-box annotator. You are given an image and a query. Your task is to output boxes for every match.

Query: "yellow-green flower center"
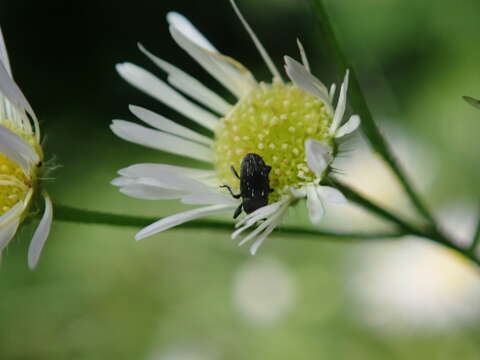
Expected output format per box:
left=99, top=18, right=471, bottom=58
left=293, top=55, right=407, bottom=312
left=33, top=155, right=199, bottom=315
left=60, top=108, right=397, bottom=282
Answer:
left=0, top=122, right=42, bottom=216
left=214, top=82, right=333, bottom=202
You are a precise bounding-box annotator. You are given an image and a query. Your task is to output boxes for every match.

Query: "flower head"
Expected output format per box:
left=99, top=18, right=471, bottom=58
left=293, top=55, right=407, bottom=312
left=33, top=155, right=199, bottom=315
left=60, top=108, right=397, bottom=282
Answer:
left=0, top=26, right=52, bottom=269
left=112, top=0, right=360, bottom=253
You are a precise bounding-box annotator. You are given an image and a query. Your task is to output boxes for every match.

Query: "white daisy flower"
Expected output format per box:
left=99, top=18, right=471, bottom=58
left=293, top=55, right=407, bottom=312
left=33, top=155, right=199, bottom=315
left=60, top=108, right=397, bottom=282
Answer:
left=111, top=0, right=360, bottom=254
left=349, top=237, right=480, bottom=334
left=233, top=257, right=296, bottom=326
left=0, top=26, right=53, bottom=269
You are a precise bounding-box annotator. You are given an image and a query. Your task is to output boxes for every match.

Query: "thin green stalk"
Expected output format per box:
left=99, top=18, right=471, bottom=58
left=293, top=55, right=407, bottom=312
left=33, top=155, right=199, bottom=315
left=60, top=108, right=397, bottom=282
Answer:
left=310, top=0, right=436, bottom=226
left=54, top=204, right=404, bottom=241
left=53, top=203, right=480, bottom=266
left=468, top=202, right=480, bottom=255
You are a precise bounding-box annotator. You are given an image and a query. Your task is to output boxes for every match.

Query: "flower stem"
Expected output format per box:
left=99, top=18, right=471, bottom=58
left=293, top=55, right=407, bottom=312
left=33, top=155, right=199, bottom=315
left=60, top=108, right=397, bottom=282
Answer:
left=309, top=0, right=436, bottom=226
left=53, top=203, right=480, bottom=266
left=53, top=204, right=404, bottom=241
left=468, top=202, right=480, bottom=255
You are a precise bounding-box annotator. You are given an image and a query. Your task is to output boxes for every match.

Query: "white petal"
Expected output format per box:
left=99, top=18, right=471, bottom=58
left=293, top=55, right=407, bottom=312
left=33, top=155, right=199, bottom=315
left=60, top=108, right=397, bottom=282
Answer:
left=129, top=105, right=213, bottom=146
left=116, top=62, right=218, bottom=130
left=330, top=70, right=350, bottom=134
left=249, top=220, right=279, bottom=255
left=120, top=182, right=188, bottom=200
left=0, top=219, right=19, bottom=251
left=238, top=201, right=288, bottom=252
left=329, top=83, right=336, bottom=102
left=139, top=44, right=231, bottom=115
left=0, top=132, right=28, bottom=172
left=230, top=0, right=282, bottom=81
left=118, top=166, right=212, bottom=193
left=284, top=56, right=332, bottom=112
left=296, top=39, right=310, bottom=72
left=304, top=138, right=332, bottom=178
left=306, top=185, right=324, bottom=224
left=118, top=163, right=214, bottom=180
left=0, top=26, right=11, bottom=76
left=317, top=185, right=347, bottom=204
left=111, top=176, right=135, bottom=187
left=0, top=124, right=39, bottom=172
left=169, top=26, right=255, bottom=99
left=181, top=192, right=237, bottom=205
left=28, top=194, right=53, bottom=269
left=335, top=114, right=360, bottom=138
left=135, top=204, right=235, bottom=240
left=111, top=120, right=213, bottom=163
left=167, top=12, right=218, bottom=52
left=237, top=217, right=272, bottom=246
left=290, top=186, right=306, bottom=198
left=0, top=61, right=37, bottom=123
left=235, top=200, right=285, bottom=229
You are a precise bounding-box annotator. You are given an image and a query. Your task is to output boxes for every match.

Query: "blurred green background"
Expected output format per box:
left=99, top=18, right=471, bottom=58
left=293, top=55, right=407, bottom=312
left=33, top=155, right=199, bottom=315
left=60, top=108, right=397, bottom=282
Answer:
left=1, top=0, right=480, bottom=359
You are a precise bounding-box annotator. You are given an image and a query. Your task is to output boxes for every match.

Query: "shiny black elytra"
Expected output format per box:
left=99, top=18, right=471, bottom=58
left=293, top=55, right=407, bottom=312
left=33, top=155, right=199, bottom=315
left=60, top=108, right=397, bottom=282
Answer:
left=221, top=153, right=274, bottom=219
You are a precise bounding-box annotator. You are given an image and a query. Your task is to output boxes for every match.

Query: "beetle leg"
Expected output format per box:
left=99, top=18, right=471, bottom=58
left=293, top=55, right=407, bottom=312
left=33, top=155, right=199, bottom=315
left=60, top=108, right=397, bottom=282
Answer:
left=269, top=187, right=274, bottom=193
left=220, top=185, right=241, bottom=199
left=230, top=165, right=240, bottom=179
left=233, top=203, right=243, bottom=219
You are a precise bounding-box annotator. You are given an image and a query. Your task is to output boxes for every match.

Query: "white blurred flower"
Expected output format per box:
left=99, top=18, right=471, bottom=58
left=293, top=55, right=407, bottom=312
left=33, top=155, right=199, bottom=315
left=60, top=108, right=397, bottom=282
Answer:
left=148, top=344, right=218, bottom=360
left=232, top=257, right=295, bottom=325
left=0, top=25, right=53, bottom=269
left=348, top=203, right=480, bottom=334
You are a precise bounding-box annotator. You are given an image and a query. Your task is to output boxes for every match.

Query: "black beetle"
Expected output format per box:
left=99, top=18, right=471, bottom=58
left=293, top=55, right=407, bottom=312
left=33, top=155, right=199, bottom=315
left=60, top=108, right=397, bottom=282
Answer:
left=221, top=153, right=274, bottom=219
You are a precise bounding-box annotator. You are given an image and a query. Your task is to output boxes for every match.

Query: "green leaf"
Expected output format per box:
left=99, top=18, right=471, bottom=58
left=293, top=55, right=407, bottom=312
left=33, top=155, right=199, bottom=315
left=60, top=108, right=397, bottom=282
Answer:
left=463, top=95, right=480, bottom=110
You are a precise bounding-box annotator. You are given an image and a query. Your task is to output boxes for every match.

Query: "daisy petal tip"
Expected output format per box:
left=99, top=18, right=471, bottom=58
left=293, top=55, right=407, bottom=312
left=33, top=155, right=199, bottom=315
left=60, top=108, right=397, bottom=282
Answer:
left=335, top=114, right=361, bottom=138
left=115, top=62, right=126, bottom=72
left=128, top=104, right=141, bottom=114
left=166, top=11, right=181, bottom=25
left=27, top=195, right=53, bottom=270
left=134, top=232, right=147, bottom=241
left=109, top=121, right=122, bottom=133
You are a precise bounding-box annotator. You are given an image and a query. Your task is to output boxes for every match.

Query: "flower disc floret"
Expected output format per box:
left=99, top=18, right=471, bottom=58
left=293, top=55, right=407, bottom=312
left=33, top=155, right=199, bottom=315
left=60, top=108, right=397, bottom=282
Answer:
left=0, top=154, right=28, bottom=213
left=214, top=82, right=333, bottom=201
left=0, top=121, right=42, bottom=215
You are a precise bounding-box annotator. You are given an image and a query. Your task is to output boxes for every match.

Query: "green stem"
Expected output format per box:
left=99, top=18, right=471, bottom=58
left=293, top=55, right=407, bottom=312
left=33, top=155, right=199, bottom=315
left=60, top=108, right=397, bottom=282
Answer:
left=54, top=204, right=404, bottom=241
left=310, top=0, right=436, bottom=226
left=468, top=202, right=480, bottom=254
left=54, top=202, right=480, bottom=266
